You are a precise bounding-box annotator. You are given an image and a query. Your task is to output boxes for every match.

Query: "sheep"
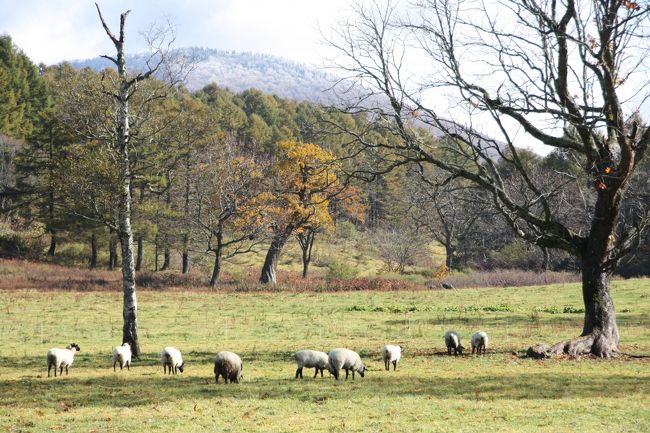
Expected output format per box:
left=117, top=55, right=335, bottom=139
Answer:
left=328, top=348, right=366, bottom=380
left=214, top=351, right=243, bottom=384
left=444, top=331, right=464, bottom=355
left=293, top=349, right=329, bottom=379
left=381, top=344, right=402, bottom=371
left=471, top=331, right=489, bottom=355
left=112, top=343, right=132, bottom=371
left=161, top=347, right=184, bottom=375
left=46, top=343, right=80, bottom=377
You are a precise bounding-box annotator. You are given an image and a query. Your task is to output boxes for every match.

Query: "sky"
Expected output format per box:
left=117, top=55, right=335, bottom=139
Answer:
left=0, top=0, right=351, bottom=66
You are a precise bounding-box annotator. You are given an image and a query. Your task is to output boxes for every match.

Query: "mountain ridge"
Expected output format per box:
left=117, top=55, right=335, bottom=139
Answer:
left=66, top=47, right=339, bottom=103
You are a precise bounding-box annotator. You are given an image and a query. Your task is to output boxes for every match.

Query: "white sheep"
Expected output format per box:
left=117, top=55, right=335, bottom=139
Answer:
left=46, top=343, right=80, bottom=377
left=328, top=348, right=366, bottom=380
left=471, top=331, right=489, bottom=355
left=214, top=351, right=243, bottom=384
left=161, top=347, right=185, bottom=375
left=381, top=344, right=402, bottom=371
left=293, top=349, right=329, bottom=379
left=444, top=331, right=464, bottom=356
left=112, top=343, right=132, bottom=371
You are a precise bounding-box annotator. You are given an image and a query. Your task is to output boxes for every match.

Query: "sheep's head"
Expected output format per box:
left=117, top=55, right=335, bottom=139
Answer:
left=178, top=362, right=185, bottom=373
left=68, top=343, right=81, bottom=352
left=457, top=344, right=464, bottom=355
left=358, top=366, right=366, bottom=377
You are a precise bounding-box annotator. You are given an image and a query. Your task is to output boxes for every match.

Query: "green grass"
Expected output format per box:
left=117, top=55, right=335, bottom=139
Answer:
left=1, top=278, right=649, bottom=432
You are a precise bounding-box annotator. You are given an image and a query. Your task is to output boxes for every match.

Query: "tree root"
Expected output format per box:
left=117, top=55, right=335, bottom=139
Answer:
left=527, top=332, right=619, bottom=359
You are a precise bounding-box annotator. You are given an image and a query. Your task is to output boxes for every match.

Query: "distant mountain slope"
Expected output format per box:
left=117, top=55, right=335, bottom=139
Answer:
left=67, top=47, right=338, bottom=103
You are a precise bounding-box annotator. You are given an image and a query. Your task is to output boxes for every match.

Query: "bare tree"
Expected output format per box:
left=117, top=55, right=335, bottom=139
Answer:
left=93, top=3, right=182, bottom=355
left=374, top=223, right=429, bottom=273
left=329, top=0, right=650, bottom=357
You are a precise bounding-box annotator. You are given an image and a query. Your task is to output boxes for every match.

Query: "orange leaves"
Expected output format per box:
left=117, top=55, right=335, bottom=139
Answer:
left=596, top=180, right=607, bottom=190
left=622, top=0, right=641, bottom=10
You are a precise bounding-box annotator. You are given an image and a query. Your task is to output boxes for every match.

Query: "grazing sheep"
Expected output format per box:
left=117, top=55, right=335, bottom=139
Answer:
left=381, top=344, right=402, bottom=371
left=112, top=343, right=132, bottom=371
left=328, top=348, right=366, bottom=380
left=293, top=350, right=329, bottom=379
left=471, top=331, right=489, bottom=355
left=47, top=343, right=80, bottom=377
left=161, top=347, right=184, bottom=375
left=214, top=351, right=243, bottom=384
left=444, top=331, right=464, bottom=355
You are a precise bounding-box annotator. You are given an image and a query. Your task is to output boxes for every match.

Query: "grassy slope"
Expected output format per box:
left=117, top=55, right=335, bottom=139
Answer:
left=1, top=278, right=649, bottom=432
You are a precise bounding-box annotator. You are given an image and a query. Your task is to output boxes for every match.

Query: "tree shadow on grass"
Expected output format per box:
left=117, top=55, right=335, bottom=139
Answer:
left=2, top=368, right=648, bottom=410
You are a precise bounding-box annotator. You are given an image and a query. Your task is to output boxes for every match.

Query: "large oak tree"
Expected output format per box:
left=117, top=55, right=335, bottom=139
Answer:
left=330, top=0, right=650, bottom=357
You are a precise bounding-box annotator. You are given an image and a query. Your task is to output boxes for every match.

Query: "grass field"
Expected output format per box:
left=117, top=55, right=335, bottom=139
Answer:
left=1, top=277, right=649, bottom=432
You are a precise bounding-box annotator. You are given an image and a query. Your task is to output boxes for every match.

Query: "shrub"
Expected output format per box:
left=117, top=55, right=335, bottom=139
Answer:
left=326, top=260, right=359, bottom=279
left=0, top=221, right=47, bottom=258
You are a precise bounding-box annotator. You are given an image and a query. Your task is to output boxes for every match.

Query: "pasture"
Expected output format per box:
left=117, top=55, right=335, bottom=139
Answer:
left=1, top=278, right=649, bottom=432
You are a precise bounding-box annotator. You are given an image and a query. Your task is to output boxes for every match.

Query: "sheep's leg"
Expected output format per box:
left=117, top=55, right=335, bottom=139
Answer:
left=313, top=368, right=319, bottom=379
left=384, top=359, right=389, bottom=370
left=48, top=364, right=52, bottom=378
left=215, top=373, right=219, bottom=384
left=320, top=367, right=324, bottom=378
left=295, top=367, right=300, bottom=379
left=345, top=368, right=349, bottom=380
left=333, top=369, right=339, bottom=380
left=392, top=360, right=397, bottom=371
left=127, top=362, right=130, bottom=370
left=447, top=347, right=451, bottom=356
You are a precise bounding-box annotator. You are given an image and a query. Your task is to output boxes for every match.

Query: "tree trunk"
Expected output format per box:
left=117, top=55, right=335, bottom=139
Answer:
left=89, top=233, right=97, bottom=269
left=182, top=152, right=191, bottom=274
left=444, top=243, right=455, bottom=270
left=161, top=248, right=170, bottom=271
left=209, top=245, right=223, bottom=287
left=47, top=229, right=57, bottom=256
left=117, top=64, right=140, bottom=356
left=135, top=236, right=143, bottom=271
left=153, top=235, right=158, bottom=271
left=260, top=233, right=289, bottom=284
left=541, top=247, right=550, bottom=271
left=182, top=249, right=190, bottom=274
left=298, top=230, right=315, bottom=278
left=109, top=235, right=118, bottom=270
left=539, top=191, right=621, bottom=358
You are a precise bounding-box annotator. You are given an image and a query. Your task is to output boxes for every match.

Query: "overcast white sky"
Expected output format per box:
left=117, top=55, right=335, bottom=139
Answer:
left=0, top=0, right=351, bottom=66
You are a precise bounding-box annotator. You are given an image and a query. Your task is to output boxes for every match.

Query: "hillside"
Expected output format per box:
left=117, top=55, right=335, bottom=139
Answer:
left=66, top=47, right=338, bottom=103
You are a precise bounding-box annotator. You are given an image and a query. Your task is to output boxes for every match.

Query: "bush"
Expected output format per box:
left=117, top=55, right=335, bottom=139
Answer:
left=326, top=260, right=359, bottom=279
left=0, top=221, right=47, bottom=258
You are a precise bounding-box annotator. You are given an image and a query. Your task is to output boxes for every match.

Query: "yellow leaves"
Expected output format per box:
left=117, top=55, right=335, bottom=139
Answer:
left=603, top=166, right=613, bottom=175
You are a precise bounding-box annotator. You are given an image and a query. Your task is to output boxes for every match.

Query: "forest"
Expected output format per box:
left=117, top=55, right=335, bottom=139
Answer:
left=2, top=33, right=648, bottom=288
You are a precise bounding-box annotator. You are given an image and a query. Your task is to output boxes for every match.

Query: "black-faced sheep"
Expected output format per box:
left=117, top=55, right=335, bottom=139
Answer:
left=161, top=347, right=184, bottom=375
left=444, top=331, right=464, bottom=355
left=471, top=331, right=489, bottom=355
left=47, top=343, right=80, bottom=377
left=381, top=344, right=402, bottom=371
left=328, top=348, right=365, bottom=380
left=214, top=351, right=243, bottom=384
left=112, top=343, right=132, bottom=371
left=293, top=349, right=329, bottom=379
